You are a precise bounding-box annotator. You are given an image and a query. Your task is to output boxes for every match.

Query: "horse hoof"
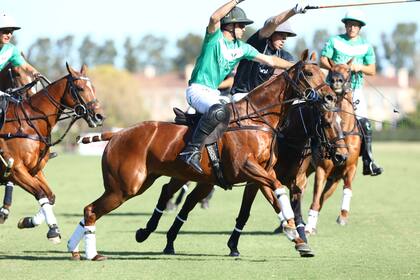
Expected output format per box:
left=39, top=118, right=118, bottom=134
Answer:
left=283, top=225, right=299, bottom=241
left=17, top=217, right=35, bottom=229
left=163, top=244, right=175, bottom=255
left=47, top=224, right=61, bottom=244
left=91, top=254, right=107, bottom=261
left=229, top=250, right=240, bottom=257
left=0, top=213, right=8, bottom=224
left=295, top=243, right=315, bottom=257
left=135, top=228, right=150, bottom=243
left=336, top=216, right=348, bottom=226
left=70, top=252, right=81, bottom=261
left=305, top=227, right=317, bottom=236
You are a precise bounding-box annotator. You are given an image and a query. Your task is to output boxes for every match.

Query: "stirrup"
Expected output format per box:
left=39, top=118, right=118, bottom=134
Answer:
left=363, top=161, right=383, bottom=176
left=179, top=150, right=203, bottom=174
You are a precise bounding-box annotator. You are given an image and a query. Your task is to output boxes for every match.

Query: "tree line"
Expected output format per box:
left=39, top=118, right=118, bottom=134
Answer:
left=13, top=22, right=418, bottom=80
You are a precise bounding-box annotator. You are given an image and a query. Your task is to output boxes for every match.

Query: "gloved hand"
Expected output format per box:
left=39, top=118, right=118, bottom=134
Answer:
left=293, top=2, right=307, bottom=14
left=32, top=72, right=42, bottom=79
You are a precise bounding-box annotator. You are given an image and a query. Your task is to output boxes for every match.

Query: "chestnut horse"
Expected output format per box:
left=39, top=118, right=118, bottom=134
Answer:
left=68, top=51, right=341, bottom=261
left=0, top=63, right=37, bottom=223
left=305, top=60, right=362, bottom=234
left=135, top=97, right=348, bottom=258
left=0, top=64, right=104, bottom=244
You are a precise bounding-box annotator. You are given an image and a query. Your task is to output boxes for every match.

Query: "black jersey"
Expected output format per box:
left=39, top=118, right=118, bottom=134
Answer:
left=231, top=31, right=294, bottom=94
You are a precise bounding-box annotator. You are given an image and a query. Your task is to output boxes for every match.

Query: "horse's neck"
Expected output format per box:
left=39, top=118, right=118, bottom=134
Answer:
left=338, top=94, right=356, bottom=131
left=26, top=78, right=67, bottom=126
left=232, top=76, right=291, bottom=126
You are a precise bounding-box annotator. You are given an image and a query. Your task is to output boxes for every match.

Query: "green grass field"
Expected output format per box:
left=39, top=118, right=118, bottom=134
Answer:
left=0, top=142, right=419, bottom=279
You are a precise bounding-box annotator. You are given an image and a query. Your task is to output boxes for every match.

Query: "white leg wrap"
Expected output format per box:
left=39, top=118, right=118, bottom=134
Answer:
left=32, top=208, right=45, bottom=226
left=277, top=211, right=286, bottom=223
left=67, top=219, right=85, bottom=252
left=84, top=225, right=98, bottom=260
left=306, top=209, right=319, bottom=230
left=274, top=188, right=294, bottom=220
left=341, top=188, right=353, bottom=212
left=182, top=184, right=189, bottom=192
left=39, top=198, right=57, bottom=226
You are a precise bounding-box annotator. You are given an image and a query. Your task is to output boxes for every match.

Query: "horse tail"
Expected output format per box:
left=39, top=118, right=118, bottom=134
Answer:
left=76, top=131, right=115, bottom=144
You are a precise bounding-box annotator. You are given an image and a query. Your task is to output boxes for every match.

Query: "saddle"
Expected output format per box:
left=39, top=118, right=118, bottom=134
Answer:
left=173, top=107, right=231, bottom=189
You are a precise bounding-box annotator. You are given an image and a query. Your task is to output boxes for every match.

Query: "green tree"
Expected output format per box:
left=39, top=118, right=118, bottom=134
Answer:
left=172, top=33, right=203, bottom=71
left=52, top=35, right=75, bottom=78
left=95, top=39, right=117, bottom=66
left=123, top=37, right=139, bottom=73
left=137, top=34, right=169, bottom=73
left=312, top=29, right=330, bottom=59
left=382, top=23, right=418, bottom=71
left=293, top=37, right=308, bottom=59
left=26, top=38, right=54, bottom=77
left=79, top=35, right=98, bottom=67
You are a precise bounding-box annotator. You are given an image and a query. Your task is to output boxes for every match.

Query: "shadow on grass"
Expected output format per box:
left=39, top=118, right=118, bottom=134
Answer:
left=61, top=212, right=153, bottom=218
left=151, top=230, right=275, bottom=236
left=0, top=250, right=294, bottom=262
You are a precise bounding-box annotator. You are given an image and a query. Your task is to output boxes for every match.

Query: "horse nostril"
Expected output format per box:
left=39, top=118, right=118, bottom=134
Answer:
left=324, top=94, right=335, bottom=103
left=334, top=153, right=348, bottom=166
left=95, top=114, right=105, bottom=123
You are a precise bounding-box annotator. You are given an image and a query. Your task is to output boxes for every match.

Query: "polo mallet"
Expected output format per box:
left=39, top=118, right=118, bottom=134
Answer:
left=305, top=0, right=419, bottom=10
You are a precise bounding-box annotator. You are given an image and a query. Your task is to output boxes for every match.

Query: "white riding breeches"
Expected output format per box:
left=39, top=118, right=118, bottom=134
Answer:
left=352, top=88, right=368, bottom=119
left=186, top=83, right=229, bottom=114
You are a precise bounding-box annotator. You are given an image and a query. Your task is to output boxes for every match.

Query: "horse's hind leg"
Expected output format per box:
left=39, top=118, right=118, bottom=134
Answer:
left=227, top=183, right=259, bottom=257
left=68, top=173, right=158, bottom=261
left=0, top=182, right=14, bottom=224
left=164, top=183, right=214, bottom=255
left=135, top=177, right=187, bottom=243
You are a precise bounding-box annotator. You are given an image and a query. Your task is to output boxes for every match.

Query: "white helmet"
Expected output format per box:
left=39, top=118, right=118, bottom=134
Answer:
left=341, top=9, right=366, bottom=27
left=0, top=13, right=21, bottom=30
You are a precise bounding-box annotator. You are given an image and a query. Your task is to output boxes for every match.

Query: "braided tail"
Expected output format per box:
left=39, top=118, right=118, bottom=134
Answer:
left=76, top=131, right=115, bottom=144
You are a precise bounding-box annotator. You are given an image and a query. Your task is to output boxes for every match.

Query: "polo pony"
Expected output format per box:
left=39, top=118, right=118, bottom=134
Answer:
left=68, top=50, right=341, bottom=261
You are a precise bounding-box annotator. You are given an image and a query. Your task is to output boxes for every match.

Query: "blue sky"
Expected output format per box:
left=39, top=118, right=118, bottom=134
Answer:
left=3, top=0, right=420, bottom=58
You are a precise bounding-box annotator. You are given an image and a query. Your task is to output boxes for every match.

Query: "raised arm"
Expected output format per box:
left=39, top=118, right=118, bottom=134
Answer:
left=208, top=0, right=245, bottom=34
left=259, top=3, right=307, bottom=39
left=253, top=53, right=294, bottom=70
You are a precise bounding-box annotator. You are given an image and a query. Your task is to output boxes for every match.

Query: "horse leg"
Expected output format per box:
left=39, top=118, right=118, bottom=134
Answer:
left=69, top=172, right=158, bottom=261
left=136, top=177, right=187, bottom=243
left=336, top=166, right=357, bottom=226
left=306, top=167, right=328, bottom=235
left=163, top=183, right=214, bottom=255
left=12, top=169, right=61, bottom=243
left=227, top=183, right=259, bottom=257
left=0, top=182, right=14, bottom=224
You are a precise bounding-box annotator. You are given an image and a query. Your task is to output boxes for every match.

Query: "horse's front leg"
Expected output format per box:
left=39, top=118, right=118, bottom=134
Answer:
left=12, top=168, right=60, bottom=244
left=227, top=183, right=259, bottom=257
left=241, top=159, right=312, bottom=254
left=136, top=177, right=187, bottom=243
left=163, top=183, right=214, bottom=255
left=0, top=182, right=14, bottom=224
left=336, top=165, right=357, bottom=226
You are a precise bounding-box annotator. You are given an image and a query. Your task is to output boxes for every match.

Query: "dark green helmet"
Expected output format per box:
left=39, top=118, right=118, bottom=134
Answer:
left=221, top=7, right=253, bottom=26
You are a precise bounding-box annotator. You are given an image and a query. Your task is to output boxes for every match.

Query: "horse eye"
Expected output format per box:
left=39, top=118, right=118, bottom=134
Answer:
left=338, top=79, right=343, bottom=83
left=304, top=71, right=313, bottom=77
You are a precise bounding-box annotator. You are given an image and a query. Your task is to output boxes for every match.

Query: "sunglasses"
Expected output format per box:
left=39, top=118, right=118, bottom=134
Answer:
left=236, top=23, right=246, bottom=29
left=0, top=29, right=14, bottom=35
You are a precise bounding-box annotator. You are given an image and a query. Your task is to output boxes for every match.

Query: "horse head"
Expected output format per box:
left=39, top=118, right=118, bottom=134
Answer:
left=64, top=63, right=105, bottom=128
left=285, top=50, right=348, bottom=166
left=326, top=58, right=353, bottom=95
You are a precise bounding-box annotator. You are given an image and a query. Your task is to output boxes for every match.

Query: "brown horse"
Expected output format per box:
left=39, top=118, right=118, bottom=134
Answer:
left=68, top=50, right=342, bottom=261
left=135, top=98, right=348, bottom=258
left=0, top=63, right=37, bottom=223
left=305, top=59, right=362, bottom=234
left=0, top=63, right=104, bottom=243
left=0, top=62, right=36, bottom=98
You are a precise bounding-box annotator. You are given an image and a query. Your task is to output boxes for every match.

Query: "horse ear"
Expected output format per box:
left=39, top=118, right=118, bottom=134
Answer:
left=309, top=51, right=317, bottom=62
left=66, top=62, right=77, bottom=76
left=81, top=64, right=88, bottom=75
left=347, top=58, right=354, bottom=66
left=300, top=49, right=309, bottom=61
left=327, top=57, right=336, bottom=68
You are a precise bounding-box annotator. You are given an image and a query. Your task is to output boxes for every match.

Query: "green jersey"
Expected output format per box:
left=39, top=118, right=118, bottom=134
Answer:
left=189, top=28, right=259, bottom=90
left=0, top=43, right=25, bottom=71
left=321, top=34, right=375, bottom=89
